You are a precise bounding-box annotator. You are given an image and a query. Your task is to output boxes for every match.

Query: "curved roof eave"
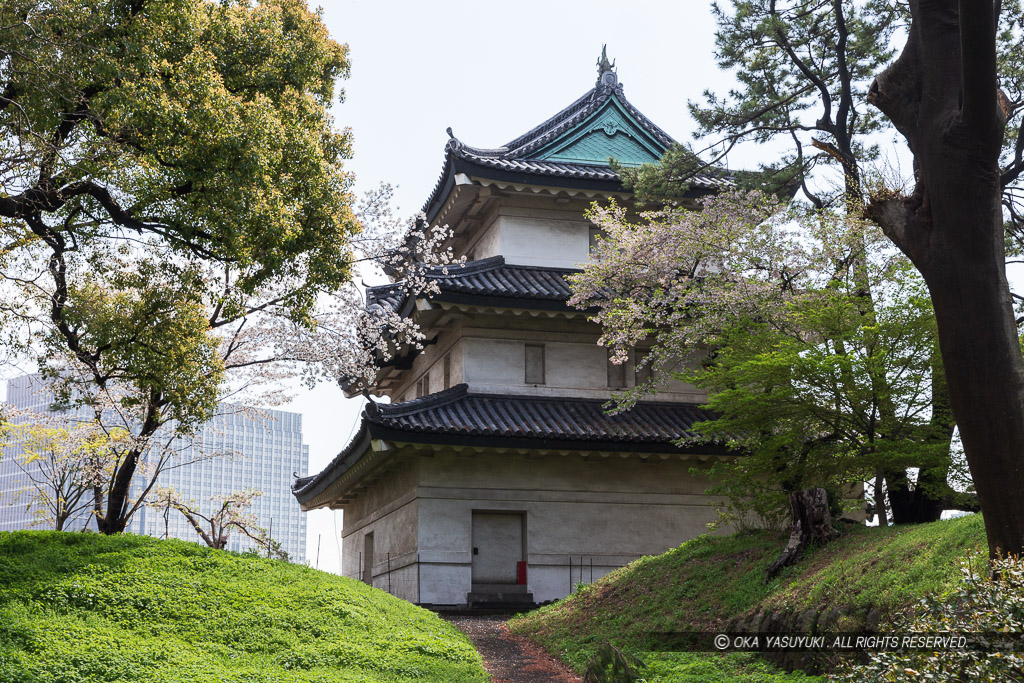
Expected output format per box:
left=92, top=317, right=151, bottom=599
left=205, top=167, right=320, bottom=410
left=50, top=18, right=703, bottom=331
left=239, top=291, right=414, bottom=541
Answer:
left=292, top=384, right=739, bottom=509
left=291, top=418, right=372, bottom=508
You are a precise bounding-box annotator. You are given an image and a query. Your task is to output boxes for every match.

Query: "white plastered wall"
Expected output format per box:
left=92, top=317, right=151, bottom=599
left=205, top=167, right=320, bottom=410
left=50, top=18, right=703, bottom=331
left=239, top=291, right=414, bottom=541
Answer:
left=413, top=450, right=726, bottom=604
left=340, top=460, right=421, bottom=602
left=454, top=194, right=599, bottom=268
left=460, top=336, right=707, bottom=403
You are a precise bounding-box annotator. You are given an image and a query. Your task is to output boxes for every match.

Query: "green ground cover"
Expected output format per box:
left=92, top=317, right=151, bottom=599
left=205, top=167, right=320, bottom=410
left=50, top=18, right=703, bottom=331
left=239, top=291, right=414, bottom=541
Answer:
left=509, top=514, right=987, bottom=682
left=0, top=531, right=488, bottom=683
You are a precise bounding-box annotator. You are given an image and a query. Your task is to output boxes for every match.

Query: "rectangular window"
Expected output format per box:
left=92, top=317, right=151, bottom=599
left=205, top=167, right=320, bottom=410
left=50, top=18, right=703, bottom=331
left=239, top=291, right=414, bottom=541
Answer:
left=589, top=226, right=604, bottom=255
left=525, top=344, right=545, bottom=385
left=418, top=375, right=429, bottom=397
left=443, top=353, right=451, bottom=390
left=635, top=350, right=653, bottom=386
left=607, top=350, right=626, bottom=388
left=362, top=532, right=374, bottom=585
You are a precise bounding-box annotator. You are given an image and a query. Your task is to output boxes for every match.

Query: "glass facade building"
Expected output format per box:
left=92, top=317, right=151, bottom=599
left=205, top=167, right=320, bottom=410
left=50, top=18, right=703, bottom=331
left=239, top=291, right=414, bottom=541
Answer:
left=1, top=374, right=308, bottom=563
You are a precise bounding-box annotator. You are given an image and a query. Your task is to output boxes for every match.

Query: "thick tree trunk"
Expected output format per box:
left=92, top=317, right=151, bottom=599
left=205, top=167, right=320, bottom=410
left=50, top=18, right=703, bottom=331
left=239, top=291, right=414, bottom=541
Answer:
left=886, top=468, right=946, bottom=524
left=867, top=0, right=1024, bottom=556
left=922, top=256, right=1024, bottom=549
left=885, top=339, right=960, bottom=525
left=96, top=399, right=162, bottom=535
left=766, top=488, right=839, bottom=580
left=96, top=446, right=142, bottom=535
left=872, top=467, right=888, bottom=525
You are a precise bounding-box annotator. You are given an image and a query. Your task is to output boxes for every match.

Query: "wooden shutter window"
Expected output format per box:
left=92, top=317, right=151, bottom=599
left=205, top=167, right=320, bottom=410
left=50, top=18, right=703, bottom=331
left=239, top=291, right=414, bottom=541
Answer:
left=607, top=351, right=626, bottom=388
left=525, top=344, right=545, bottom=385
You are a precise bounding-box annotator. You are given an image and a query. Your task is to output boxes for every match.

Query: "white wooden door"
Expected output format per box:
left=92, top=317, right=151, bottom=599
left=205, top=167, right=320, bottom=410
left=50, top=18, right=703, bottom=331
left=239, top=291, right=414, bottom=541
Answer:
left=471, top=512, right=523, bottom=584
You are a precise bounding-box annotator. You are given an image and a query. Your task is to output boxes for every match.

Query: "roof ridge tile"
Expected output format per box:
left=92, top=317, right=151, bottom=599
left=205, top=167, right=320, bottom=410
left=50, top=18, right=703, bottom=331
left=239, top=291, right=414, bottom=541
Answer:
left=502, top=87, right=606, bottom=155
left=373, top=383, right=470, bottom=419
left=425, top=255, right=504, bottom=277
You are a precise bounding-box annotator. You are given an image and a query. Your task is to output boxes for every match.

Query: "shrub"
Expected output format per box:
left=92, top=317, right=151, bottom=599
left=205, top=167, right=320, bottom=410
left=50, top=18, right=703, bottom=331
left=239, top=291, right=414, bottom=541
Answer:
left=835, top=552, right=1024, bottom=683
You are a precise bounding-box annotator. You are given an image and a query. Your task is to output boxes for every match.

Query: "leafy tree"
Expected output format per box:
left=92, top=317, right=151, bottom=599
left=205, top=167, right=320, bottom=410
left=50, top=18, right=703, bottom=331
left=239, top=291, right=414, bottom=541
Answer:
left=622, top=0, right=901, bottom=207
left=617, top=0, right=1002, bottom=526
left=3, top=192, right=455, bottom=537
left=571, top=192, right=964, bottom=529
left=0, top=0, right=363, bottom=534
left=865, top=1, right=1024, bottom=557
left=692, top=282, right=946, bottom=528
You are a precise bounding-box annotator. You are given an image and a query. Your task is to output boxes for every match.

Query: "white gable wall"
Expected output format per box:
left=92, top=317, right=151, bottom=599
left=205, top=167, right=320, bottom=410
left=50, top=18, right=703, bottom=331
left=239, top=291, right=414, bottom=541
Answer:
left=465, top=219, right=501, bottom=261
left=496, top=209, right=591, bottom=268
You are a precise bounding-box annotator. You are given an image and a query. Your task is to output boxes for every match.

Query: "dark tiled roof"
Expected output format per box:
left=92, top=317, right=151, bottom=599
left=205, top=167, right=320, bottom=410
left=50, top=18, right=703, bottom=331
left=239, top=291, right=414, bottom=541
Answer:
left=370, top=384, right=716, bottom=444
left=423, top=80, right=735, bottom=219
left=365, top=256, right=578, bottom=315
left=427, top=257, right=575, bottom=302
left=501, top=83, right=674, bottom=159
left=291, top=422, right=370, bottom=494
left=365, top=283, right=406, bottom=315
left=290, top=419, right=378, bottom=508
left=292, top=385, right=726, bottom=506
left=450, top=147, right=733, bottom=189
left=453, top=148, right=622, bottom=181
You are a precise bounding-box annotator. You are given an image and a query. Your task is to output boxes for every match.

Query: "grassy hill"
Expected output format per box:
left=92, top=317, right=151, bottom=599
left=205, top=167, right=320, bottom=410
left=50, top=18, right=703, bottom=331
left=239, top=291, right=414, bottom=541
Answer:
left=0, top=531, right=488, bottom=683
left=509, top=514, right=987, bottom=683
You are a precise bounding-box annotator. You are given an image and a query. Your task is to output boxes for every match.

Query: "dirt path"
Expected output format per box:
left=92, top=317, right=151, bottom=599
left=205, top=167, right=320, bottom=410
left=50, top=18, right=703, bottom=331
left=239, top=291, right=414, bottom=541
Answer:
left=445, top=615, right=583, bottom=683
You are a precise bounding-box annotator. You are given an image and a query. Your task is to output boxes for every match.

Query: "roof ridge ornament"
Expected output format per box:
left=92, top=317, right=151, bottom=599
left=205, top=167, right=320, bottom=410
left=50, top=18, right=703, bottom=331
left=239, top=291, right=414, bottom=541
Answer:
left=445, top=126, right=464, bottom=152
left=596, top=44, right=617, bottom=88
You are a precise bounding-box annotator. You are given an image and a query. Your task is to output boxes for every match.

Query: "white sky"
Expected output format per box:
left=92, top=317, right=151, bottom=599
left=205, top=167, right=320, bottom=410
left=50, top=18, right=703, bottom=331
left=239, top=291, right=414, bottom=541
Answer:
left=289, top=0, right=749, bottom=574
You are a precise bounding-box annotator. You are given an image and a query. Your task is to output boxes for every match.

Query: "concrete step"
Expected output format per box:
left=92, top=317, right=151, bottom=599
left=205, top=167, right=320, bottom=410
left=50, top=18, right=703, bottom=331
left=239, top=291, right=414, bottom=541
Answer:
left=466, top=590, right=535, bottom=610
left=471, top=583, right=529, bottom=594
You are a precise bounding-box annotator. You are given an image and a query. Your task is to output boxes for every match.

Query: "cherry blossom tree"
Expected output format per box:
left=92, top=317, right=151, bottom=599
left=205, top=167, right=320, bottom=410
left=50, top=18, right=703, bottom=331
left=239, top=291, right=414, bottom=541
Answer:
left=148, top=487, right=286, bottom=558
left=0, top=410, right=124, bottom=530
left=571, top=191, right=964, bottom=532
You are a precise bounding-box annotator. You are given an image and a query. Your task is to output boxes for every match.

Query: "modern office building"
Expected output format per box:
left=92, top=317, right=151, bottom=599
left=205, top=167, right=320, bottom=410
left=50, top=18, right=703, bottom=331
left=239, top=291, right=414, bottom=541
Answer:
left=0, top=373, right=93, bottom=532
left=1, top=373, right=309, bottom=563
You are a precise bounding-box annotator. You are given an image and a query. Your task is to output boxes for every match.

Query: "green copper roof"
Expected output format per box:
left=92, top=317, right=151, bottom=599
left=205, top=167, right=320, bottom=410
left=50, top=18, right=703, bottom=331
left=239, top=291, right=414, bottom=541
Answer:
left=532, top=94, right=667, bottom=167
left=422, top=52, right=736, bottom=220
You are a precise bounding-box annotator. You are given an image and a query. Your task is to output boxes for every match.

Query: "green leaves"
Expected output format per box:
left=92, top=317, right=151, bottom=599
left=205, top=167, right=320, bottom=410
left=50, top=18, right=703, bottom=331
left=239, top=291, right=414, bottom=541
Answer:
left=56, top=264, right=223, bottom=428
left=683, top=0, right=903, bottom=207
left=1, top=0, right=358, bottom=306
left=573, top=190, right=952, bottom=526
left=839, top=551, right=1024, bottom=683
left=691, top=274, right=945, bottom=515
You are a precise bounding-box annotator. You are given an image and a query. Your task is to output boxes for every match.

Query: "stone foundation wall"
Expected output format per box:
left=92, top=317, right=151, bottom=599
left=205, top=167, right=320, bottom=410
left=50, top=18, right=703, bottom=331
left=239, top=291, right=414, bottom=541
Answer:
left=724, top=605, right=886, bottom=673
